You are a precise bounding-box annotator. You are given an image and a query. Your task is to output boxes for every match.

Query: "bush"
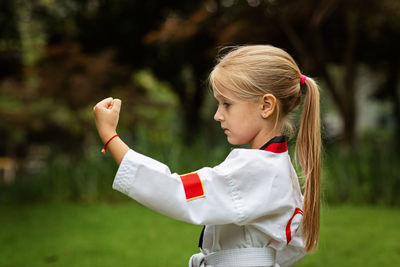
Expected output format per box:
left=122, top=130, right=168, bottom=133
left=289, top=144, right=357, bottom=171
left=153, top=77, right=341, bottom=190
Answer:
left=0, top=133, right=230, bottom=204
left=323, top=137, right=400, bottom=206
left=2, top=132, right=399, bottom=207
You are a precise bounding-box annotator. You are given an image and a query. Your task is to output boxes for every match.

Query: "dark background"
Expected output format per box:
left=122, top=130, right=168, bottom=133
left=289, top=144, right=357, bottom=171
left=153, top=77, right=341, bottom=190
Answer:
left=0, top=0, right=399, bottom=205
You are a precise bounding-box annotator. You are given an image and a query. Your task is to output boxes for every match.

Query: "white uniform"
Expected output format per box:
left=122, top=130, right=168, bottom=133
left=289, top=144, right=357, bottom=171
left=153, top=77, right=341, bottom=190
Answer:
left=112, top=137, right=307, bottom=267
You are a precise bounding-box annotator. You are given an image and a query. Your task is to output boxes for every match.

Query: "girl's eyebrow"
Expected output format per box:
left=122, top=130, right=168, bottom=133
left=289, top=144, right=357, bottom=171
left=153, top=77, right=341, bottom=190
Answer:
left=213, top=92, right=233, bottom=102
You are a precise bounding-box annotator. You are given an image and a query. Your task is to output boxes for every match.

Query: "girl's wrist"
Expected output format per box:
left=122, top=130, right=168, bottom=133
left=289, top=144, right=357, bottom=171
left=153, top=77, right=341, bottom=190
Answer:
left=101, top=131, right=118, bottom=144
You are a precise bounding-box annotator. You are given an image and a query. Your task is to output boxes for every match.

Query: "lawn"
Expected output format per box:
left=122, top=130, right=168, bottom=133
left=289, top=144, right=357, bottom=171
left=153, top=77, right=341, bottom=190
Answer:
left=0, top=203, right=399, bottom=267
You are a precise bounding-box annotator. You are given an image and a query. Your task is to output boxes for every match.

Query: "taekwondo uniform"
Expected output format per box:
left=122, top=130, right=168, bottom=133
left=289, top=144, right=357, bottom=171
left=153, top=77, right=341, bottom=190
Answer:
left=112, top=136, right=307, bottom=267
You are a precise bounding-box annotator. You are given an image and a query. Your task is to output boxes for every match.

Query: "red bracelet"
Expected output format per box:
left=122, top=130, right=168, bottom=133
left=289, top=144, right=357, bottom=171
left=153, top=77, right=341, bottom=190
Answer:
left=101, top=134, right=119, bottom=154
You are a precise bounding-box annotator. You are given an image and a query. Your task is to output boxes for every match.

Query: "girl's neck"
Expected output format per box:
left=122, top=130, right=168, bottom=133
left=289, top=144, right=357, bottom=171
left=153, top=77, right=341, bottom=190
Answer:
left=250, top=129, right=283, bottom=149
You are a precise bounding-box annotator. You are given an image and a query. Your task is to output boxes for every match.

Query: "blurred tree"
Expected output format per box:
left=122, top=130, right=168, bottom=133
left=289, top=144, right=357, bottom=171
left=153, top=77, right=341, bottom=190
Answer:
left=270, top=0, right=400, bottom=147
left=0, top=0, right=193, bottom=158
left=363, top=0, right=400, bottom=148
left=0, top=0, right=22, bottom=79
left=145, top=0, right=400, bottom=147
left=0, top=42, right=123, bottom=157
left=1, top=0, right=400, bottom=157
left=38, top=0, right=208, bottom=141
left=143, top=7, right=220, bottom=140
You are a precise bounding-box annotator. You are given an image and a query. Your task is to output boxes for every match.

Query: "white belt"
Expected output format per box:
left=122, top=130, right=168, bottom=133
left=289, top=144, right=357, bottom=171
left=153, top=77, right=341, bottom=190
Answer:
left=204, top=247, right=276, bottom=267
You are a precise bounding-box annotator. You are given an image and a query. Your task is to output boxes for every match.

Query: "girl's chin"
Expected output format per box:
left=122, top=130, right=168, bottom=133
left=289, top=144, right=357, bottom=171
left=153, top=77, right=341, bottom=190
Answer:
left=227, top=136, right=246, bottom=146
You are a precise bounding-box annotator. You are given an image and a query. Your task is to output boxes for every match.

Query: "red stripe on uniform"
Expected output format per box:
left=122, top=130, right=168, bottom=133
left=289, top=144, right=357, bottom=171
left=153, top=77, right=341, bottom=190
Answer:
left=286, top=207, right=303, bottom=244
left=263, top=142, right=287, bottom=153
left=180, top=172, right=205, bottom=201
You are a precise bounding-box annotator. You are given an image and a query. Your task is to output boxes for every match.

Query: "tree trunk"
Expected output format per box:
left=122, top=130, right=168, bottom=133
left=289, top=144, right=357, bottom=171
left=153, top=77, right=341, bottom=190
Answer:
left=278, top=6, right=359, bottom=148
left=341, top=7, right=359, bottom=147
left=386, top=59, right=400, bottom=149
left=175, top=69, right=206, bottom=143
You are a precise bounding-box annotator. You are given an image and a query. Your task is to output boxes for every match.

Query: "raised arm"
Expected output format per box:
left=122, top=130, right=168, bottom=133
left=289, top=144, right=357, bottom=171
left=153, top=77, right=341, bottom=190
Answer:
left=93, top=97, right=130, bottom=165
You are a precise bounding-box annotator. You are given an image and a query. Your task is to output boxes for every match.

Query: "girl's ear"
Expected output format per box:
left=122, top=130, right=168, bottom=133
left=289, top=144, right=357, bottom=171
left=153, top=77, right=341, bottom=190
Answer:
left=260, top=93, right=277, bottom=119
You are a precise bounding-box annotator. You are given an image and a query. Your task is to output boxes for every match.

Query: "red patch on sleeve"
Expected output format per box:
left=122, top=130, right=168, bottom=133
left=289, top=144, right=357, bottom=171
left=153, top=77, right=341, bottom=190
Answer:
left=180, top=172, right=205, bottom=201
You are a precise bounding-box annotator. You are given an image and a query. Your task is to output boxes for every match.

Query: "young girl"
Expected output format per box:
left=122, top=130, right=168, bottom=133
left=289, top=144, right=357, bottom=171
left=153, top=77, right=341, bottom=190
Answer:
left=93, top=45, right=321, bottom=267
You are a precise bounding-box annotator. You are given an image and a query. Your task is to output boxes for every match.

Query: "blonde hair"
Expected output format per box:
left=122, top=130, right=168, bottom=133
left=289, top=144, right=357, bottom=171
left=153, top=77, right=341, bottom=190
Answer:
left=209, top=45, right=321, bottom=252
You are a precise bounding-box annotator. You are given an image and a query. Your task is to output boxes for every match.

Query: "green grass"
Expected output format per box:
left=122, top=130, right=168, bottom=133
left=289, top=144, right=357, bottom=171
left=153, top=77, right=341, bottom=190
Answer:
left=296, top=205, right=400, bottom=266
left=0, top=203, right=399, bottom=267
left=0, top=202, right=200, bottom=267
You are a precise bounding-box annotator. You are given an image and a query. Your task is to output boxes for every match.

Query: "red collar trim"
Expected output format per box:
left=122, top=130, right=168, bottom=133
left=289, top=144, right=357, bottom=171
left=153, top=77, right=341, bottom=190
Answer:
left=263, top=141, right=288, bottom=153
left=260, top=136, right=288, bottom=153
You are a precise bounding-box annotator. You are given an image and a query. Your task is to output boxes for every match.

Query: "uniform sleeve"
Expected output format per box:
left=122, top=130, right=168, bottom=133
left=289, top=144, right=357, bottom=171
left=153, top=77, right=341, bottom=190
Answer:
left=276, top=213, right=307, bottom=266
left=112, top=149, right=282, bottom=225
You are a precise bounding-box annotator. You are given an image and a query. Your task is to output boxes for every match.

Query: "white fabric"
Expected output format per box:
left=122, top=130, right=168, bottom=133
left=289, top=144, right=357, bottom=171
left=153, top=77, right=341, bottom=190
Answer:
left=189, top=252, right=206, bottom=267
left=113, top=148, right=307, bottom=267
left=205, top=247, right=275, bottom=267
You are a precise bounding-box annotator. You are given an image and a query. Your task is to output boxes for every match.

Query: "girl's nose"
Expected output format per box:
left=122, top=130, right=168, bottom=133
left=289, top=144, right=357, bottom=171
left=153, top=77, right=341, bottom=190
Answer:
left=214, top=107, right=224, bottom=122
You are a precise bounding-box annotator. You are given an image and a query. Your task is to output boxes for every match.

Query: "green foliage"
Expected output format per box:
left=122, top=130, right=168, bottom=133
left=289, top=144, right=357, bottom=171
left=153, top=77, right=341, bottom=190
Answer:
left=130, top=69, right=182, bottom=147
left=0, top=147, right=122, bottom=203
left=0, top=133, right=230, bottom=204
left=323, top=136, right=400, bottom=206
left=1, top=131, right=399, bottom=207
left=133, top=69, right=178, bottom=104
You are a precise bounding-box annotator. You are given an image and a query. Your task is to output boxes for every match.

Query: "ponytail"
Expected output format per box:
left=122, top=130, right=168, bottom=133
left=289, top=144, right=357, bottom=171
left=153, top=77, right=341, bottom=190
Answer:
left=295, top=77, right=321, bottom=252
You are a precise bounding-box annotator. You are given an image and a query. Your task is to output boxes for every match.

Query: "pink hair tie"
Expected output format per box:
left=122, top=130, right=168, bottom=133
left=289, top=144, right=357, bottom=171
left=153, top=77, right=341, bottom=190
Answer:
left=300, top=75, right=307, bottom=85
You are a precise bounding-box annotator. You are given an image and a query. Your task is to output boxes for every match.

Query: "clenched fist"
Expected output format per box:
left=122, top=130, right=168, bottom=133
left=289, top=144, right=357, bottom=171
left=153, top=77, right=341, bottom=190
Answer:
left=93, top=97, right=121, bottom=144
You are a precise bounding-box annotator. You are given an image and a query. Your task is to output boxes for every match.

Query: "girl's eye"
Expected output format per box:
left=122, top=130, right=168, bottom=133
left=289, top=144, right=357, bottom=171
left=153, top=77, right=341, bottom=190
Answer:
left=223, top=102, right=231, bottom=107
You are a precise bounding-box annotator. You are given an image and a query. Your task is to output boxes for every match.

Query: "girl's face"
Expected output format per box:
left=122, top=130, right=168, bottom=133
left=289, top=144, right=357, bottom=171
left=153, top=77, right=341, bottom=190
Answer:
left=213, top=88, right=269, bottom=149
